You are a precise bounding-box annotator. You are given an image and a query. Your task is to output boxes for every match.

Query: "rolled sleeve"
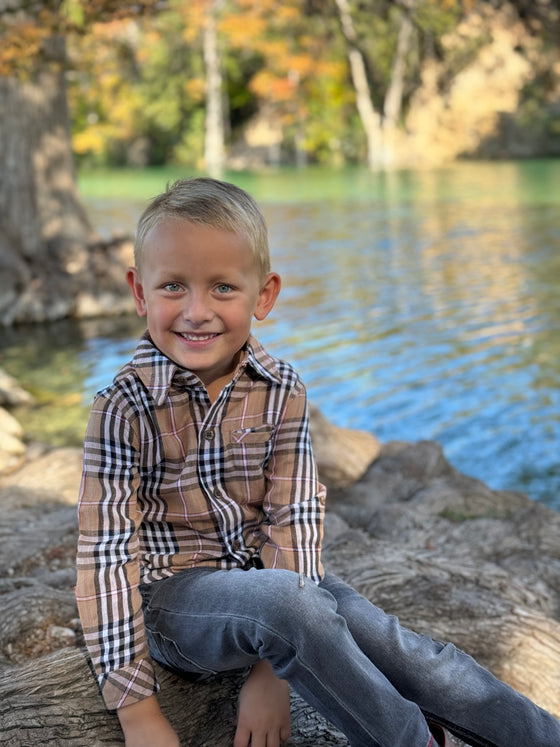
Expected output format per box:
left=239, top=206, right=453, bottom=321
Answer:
left=75, top=393, right=157, bottom=709
left=261, top=385, right=325, bottom=582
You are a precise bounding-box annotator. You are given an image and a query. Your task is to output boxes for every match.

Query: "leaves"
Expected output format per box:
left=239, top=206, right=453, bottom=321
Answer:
left=1, top=0, right=558, bottom=166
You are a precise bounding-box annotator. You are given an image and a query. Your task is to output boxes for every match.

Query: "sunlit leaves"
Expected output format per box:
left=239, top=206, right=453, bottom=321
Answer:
left=3, top=0, right=557, bottom=166
left=0, top=0, right=164, bottom=75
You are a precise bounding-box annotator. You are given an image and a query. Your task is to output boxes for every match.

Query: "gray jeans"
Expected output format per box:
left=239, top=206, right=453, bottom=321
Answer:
left=140, top=567, right=560, bottom=747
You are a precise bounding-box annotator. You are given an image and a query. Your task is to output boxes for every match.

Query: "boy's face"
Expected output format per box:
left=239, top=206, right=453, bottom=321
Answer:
left=127, top=218, right=280, bottom=391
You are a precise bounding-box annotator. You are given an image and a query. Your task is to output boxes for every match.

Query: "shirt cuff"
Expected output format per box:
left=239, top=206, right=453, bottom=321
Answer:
left=100, top=658, right=159, bottom=711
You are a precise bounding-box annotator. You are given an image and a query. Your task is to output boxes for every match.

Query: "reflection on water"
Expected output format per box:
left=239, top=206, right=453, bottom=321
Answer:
left=1, top=161, right=559, bottom=509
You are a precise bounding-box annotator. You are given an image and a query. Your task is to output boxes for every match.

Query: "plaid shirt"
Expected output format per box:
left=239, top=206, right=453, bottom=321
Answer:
left=75, top=333, right=325, bottom=710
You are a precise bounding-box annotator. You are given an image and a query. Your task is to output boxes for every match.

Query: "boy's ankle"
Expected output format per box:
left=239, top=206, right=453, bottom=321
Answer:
left=429, top=722, right=452, bottom=746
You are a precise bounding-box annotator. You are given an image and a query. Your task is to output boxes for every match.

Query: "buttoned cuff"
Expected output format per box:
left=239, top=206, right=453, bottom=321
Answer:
left=100, top=658, right=159, bottom=711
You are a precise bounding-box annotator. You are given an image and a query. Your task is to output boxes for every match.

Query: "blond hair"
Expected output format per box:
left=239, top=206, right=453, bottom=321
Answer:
left=135, top=177, right=270, bottom=278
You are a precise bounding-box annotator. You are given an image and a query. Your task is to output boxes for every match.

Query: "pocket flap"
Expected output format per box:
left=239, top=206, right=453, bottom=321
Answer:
left=231, top=425, right=276, bottom=444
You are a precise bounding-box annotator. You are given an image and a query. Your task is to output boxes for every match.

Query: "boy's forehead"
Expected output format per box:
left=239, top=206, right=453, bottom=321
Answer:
left=144, top=216, right=249, bottom=246
left=140, top=217, right=259, bottom=271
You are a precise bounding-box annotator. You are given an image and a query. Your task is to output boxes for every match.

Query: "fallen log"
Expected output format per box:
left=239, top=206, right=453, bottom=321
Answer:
left=0, top=648, right=349, bottom=746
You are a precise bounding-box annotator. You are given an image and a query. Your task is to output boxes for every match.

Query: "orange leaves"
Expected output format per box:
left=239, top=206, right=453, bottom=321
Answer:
left=250, top=70, right=296, bottom=102
left=219, top=13, right=267, bottom=48
left=427, top=0, right=476, bottom=11
left=0, top=22, right=44, bottom=76
left=0, top=0, right=162, bottom=76
left=184, top=77, right=206, bottom=102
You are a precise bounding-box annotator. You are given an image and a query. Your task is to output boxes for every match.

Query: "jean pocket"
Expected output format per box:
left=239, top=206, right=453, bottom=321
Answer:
left=147, top=629, right=219, bottom=679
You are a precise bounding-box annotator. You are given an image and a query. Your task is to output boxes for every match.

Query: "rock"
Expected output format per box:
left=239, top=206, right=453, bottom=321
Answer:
left=0, top=406, right=26, bottom=474
left=0, top=445, right=83, bottom=508
left=0, top=368, right=34, bottom=474
left=73, top=238, right=136, bottom=319
left=0, top=367, right=35, bottom=407
left=309, top=405, right=381, bottom=491
left=392, top=3, right=560, bottom=166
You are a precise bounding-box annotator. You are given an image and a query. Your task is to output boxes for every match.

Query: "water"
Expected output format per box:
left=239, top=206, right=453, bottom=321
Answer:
left=1, top=161, right=559, bottom=509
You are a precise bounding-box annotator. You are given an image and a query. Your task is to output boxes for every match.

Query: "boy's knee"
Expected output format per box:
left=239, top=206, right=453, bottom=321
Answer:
left=248, top=568, right=336, bottom=629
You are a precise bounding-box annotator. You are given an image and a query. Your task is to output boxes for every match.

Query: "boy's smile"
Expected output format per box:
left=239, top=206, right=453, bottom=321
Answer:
left=127, top=218, right=280, bottom=396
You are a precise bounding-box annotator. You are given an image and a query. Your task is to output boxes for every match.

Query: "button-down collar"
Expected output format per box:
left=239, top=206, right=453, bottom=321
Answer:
left=132, top=332, right=282, bottom=407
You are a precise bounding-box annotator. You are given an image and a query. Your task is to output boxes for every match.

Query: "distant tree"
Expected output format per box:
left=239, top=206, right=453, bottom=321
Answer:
left=334, top=0, right=384, bottom=169
left=333, top=0, right=468, bottom=170
left=203, top=0, right=226, bottom=177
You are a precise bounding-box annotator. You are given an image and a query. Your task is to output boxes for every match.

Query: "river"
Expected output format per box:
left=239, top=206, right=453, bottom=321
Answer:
left=1, top=160, right=559, bottom=509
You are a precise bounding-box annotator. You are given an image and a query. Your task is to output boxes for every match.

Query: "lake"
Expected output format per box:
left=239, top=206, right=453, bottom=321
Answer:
left=1, top=161, right=559, bottom=509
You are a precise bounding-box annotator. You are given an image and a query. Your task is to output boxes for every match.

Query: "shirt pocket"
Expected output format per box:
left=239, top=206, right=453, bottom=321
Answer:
left=224, top=425, right=276, bottom=504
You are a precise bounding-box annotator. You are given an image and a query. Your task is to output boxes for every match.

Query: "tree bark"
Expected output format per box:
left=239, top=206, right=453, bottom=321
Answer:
left=381, top=5, right=415, bottom=167
left=0, top=32, right=136, bottom=326
left=383, top=5, right=414, bottom=128
left=0, top=35, right=95, bottom=325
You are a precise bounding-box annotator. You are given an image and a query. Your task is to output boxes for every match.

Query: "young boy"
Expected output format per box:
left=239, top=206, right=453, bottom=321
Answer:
left=76, top=177, right=560, bottom=747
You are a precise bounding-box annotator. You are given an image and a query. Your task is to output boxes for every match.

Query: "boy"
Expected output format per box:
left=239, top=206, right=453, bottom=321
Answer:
left=76, top=177, right=560, bottom=747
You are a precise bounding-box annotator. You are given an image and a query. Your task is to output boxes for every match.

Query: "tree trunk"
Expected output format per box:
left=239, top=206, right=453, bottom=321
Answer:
left=334, top=0, right=384, bottom=171
left=4, top=433, right=560, bottom=743
left=203, top=0, right=226, bottom=178
left=0, top=35, right=95, bottom=325
left=381, top=5, right=415, bottom=167
left=383, top=6, right=414, bottom=128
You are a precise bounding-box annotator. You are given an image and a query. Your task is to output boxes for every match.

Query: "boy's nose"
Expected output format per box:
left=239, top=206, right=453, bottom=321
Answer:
left=182, top=293, right=213, bottom=324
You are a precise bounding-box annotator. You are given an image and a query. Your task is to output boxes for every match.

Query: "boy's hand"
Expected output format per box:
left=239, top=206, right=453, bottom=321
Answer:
left=117, top=695, right=180, bottom=747
left=234, top=659, right=291, bottom=747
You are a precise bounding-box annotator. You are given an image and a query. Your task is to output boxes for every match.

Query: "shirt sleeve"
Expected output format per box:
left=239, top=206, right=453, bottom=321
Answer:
left=75, top=392, right=158, bottom=711
left=259, top=380, right=325, bottom=582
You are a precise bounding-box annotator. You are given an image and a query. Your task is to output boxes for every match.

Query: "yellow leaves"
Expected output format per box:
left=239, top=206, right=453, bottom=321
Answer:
left=73, top=127, right=109, bottom=155
left=72, top=85, right=142, bottom=156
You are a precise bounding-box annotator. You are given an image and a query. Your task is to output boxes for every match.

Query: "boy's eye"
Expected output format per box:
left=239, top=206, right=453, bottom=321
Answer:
left=163, top=282, right=182, bottom=293
left=216, top=284, right=232, bottom=294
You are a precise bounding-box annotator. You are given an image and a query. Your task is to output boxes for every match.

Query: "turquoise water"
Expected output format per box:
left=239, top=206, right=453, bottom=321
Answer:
left=1, top=161, right=559, bottom=508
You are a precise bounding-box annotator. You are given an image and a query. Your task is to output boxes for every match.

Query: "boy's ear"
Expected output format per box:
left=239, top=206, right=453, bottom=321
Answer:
left=126, top=267, right=148, bottom=317
left=254, top=272, right=281, bottom=321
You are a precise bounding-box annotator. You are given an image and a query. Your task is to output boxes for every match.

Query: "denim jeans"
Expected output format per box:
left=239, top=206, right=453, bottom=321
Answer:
left=140, top=567, right=560, bottom=747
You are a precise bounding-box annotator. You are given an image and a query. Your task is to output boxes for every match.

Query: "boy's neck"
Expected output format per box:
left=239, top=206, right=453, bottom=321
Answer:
left=204, top=347, right=246, bottom=404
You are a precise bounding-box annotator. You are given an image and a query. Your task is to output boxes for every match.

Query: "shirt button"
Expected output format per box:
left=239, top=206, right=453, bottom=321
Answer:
left=232, top=540, right=241, bottom=551
left=204, top=429, right=215, bottom=440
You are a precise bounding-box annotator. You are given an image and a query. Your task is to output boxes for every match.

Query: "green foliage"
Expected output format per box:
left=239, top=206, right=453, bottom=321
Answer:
left=61, top=0, right=86, bottom=29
